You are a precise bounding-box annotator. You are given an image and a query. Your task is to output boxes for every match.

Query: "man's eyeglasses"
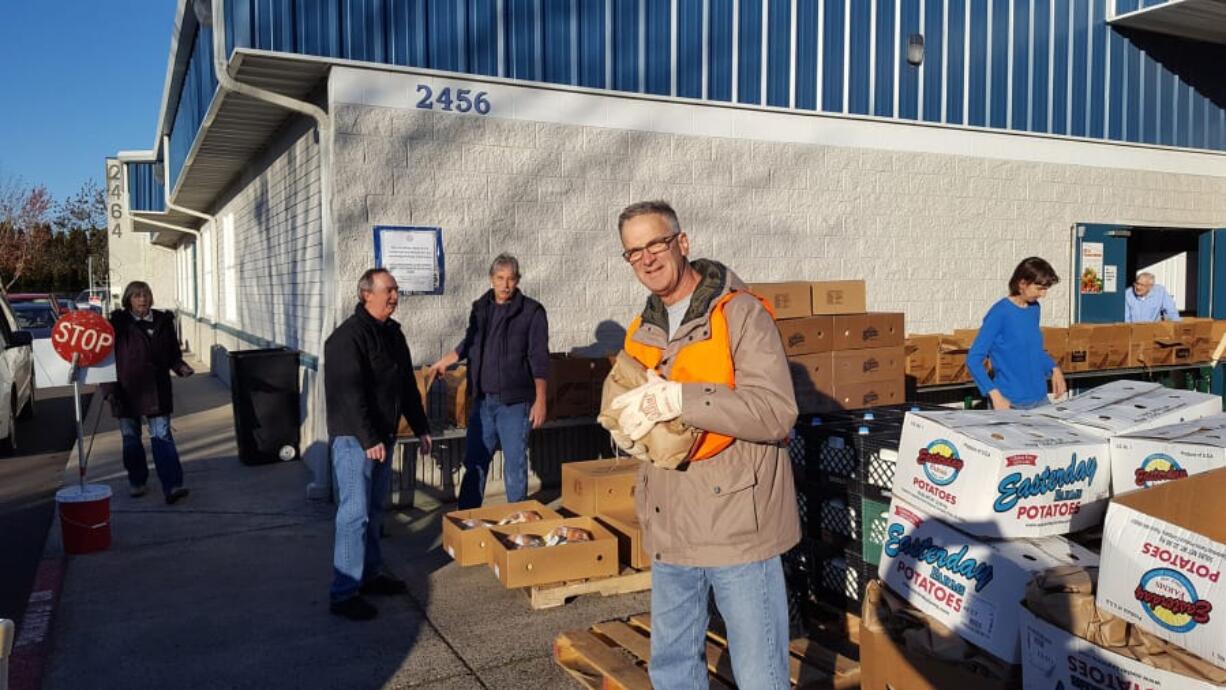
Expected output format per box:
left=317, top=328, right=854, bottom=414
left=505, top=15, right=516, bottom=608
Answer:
left=622, top=233, right=681, bottom=264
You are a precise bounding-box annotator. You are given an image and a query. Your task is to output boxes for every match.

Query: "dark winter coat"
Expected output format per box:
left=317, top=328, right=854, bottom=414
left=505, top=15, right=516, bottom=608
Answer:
left=324, top=304, right=430, bottom=449
left=108, top=309, right=188, bottom=419
left=455, top=290, right=549, bottom=405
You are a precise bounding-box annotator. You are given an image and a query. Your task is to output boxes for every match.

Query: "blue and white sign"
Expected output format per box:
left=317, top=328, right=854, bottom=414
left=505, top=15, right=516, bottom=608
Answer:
left=373, top=225, right=444, bottom=296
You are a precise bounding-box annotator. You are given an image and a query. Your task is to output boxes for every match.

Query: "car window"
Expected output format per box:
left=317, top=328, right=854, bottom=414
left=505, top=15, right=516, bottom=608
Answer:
left=0, top=297, right=16, bottom=340
left=14, top=306, right=57, bottom=329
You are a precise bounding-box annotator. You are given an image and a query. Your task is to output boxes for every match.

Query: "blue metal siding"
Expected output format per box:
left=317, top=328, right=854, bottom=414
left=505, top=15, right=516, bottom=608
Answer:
left=1070, top=0, right=1088, bottom=137
left=821, top=0, right=845, bottom=112
left=126, top=163, right=166, bottom=213
left=945, top=0, right=966, bottom=125
left=920, top=0, right=942, bottom=123
left=873, top=0, right=896, bottom=118
left=794, top=0, right=819, bottom=110
left=677, top=0, right=704, bottom=98
left=708, top=0, right=733, bottom=101
left=738, top=0, right=764, bottom=104
left=161, top=0, right=1226, bottom=194
left=848, top=0, right=870, bottom=114
left=766, top=0, right=792, bottom=107
left=897, top=0, right=919, bottom=121
left=988, top=0, right=1007, bottom=129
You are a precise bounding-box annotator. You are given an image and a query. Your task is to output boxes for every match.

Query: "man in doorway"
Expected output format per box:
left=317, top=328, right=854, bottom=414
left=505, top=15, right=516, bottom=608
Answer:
left=428, top=254, right=549, bottom=509
left=324, top=268, right=432, bottom=621
left=603, top=200, right=800, bottom=689
left=1125, top=271, right=1181, bottom=322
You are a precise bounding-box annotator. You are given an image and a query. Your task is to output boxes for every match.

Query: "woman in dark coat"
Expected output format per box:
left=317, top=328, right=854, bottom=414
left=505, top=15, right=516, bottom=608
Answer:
left=108, top=281, right=193, bottom=504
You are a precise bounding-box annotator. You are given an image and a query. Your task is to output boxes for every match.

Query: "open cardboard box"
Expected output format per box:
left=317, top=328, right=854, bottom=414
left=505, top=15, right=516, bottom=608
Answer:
left=561, top=458, right=640, bottom=517
left=596, top=507, right=651, bottom=570
left=905, top=334, right=941, bottom=386
left=1097, top=466, right=1226, bottom=668
left=442, top=500, right=563, bottom=566
left=1041, top=327, right=1069, bottom=371
left=486, top=517, right=619, bottom=588
left=860, top=580, right=1021, bottom=690
left=1109, top=413, right=1226, bottom=495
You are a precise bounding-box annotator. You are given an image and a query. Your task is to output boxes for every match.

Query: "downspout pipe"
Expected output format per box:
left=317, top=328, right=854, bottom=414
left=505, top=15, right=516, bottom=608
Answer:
left=208, top=0, right=338, bottom=500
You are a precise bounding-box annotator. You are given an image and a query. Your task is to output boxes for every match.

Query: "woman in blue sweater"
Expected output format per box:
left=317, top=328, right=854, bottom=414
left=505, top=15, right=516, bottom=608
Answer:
left=968, top=257, right=1067, bottom=409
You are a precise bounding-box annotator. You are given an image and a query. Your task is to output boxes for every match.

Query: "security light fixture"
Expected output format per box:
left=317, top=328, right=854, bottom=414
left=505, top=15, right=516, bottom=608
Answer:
left=907, top=34, right=924, bottom=66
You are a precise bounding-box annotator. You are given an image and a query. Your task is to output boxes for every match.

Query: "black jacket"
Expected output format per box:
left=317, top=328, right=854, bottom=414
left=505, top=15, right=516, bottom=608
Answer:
left=107, top=309, right=187, bottom=418
left=324, top=304, right=429, bottom=448
left=456, top=290, right=549, bottom=405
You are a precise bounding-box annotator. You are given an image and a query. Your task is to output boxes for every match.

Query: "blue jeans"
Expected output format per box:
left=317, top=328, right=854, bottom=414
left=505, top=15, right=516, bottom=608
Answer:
left=650, top=556, right=791, bottom=690
left=330, top=435, right=392, bottom=602
left=119, top=416, right=184, bottom=496
left=1012, top=398, right=1052, bottom=410
left=458, top=395, right=530, bottom=509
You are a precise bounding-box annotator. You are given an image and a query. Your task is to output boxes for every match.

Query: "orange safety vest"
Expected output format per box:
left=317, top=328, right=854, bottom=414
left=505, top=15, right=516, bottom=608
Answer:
left=623, top=290, right=775, bottom=462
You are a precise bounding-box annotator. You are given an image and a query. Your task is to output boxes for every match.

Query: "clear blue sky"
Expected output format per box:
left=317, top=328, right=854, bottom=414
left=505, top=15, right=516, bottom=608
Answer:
left=0, top=1, right=177, bottom=202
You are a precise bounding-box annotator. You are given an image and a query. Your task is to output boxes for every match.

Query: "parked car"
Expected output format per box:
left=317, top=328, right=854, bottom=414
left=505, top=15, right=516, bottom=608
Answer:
left=0, top=292, right=35, bottom=455
left=58, top=299, right=78, bottom=312
left=13, top=303, right=59, bottom=340
left=75, top=288, right=112, bottom=314
left=7, top=293, right=65, bottom=318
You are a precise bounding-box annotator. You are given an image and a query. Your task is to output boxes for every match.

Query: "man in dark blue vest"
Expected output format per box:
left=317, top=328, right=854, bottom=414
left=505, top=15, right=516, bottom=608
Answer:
left=429, top=254, right=550, bottom=508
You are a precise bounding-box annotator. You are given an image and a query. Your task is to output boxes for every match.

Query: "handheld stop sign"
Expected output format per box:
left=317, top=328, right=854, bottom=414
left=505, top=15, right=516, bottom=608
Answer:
left=51, top=310, right=116, bottom=368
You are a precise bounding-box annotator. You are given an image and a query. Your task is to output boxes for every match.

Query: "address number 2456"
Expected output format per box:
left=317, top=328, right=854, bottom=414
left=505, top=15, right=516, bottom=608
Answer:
left=416, top=85, right=491, bottom=114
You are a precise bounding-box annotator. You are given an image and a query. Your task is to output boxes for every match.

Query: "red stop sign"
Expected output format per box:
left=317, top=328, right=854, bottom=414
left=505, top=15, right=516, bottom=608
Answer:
left=51, top=310, right=116, bottom=367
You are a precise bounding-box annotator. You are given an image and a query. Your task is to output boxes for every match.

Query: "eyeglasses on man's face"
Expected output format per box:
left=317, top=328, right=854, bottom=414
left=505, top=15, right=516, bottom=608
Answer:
left=622, top=232, right=681, bottom=264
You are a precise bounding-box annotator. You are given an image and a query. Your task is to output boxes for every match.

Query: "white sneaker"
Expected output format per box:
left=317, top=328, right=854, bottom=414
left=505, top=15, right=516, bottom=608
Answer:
left=129, top=484, right=148, bottom=498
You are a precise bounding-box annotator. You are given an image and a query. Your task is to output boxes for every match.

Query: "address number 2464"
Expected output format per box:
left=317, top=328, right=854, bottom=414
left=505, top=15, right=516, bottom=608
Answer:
left=416, top=85, right=491, bottom=114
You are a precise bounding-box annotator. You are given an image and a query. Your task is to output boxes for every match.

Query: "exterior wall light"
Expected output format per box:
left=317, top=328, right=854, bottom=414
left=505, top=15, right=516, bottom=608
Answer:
left=907, top=33, right=925, bottom=66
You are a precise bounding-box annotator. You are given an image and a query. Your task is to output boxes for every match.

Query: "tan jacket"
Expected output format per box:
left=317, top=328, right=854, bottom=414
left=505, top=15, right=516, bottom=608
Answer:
left=629, top=259, right=801, bottom=567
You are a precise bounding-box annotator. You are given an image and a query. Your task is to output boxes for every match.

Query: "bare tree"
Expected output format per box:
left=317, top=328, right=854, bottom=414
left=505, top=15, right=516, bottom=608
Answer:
left=0, top=174, right=53, bottom=290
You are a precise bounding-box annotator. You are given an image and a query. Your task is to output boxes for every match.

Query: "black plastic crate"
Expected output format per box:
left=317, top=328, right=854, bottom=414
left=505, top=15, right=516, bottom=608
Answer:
left=803, top=481, right=860, bottom=545
left=809, top=543, right=876, bottom=615
left=857, top=433, right=903, bottom=493
left=796, top=420, right=902, bottom=483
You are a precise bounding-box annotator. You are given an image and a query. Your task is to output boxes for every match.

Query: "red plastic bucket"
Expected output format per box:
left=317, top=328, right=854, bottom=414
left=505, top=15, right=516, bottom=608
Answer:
left=56, top=484, right=112, bottom=554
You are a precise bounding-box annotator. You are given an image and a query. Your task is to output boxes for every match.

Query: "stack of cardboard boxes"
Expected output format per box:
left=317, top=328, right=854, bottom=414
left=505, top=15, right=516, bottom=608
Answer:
left=750, top=280, right=906, bottom=412
left=859, top=380, right=1224, bottom=689
left=559, top=458, right=649, bottom=570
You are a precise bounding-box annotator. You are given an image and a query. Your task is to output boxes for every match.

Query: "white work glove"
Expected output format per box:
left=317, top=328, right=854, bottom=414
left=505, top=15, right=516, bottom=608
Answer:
left=612, top=371, right=684, bottom=442
left=609, top=428, right=650, bottom=462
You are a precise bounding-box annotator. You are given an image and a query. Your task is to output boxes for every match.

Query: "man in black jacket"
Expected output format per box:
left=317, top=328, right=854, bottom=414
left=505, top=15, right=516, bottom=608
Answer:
left=428, top=254, right=549, bottom=509
left=324, top=268, right=432, bottom=621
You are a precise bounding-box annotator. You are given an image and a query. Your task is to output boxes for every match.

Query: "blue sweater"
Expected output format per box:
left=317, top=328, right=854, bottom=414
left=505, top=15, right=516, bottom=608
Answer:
left=968, top=298, right=1055, bottom=406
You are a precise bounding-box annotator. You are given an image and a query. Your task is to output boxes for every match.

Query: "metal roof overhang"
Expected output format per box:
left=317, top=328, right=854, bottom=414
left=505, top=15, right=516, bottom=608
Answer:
left=169, top=51, right=331, bottom=221
left=1110, top=0, right=1226, bottom=45
left=132, top=209, right=201, bottom=247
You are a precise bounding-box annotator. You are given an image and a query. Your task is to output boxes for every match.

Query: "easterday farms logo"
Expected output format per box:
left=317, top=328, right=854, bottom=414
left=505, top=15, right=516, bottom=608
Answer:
left=1134, top=566, right=1214, bottom=633
left=992, top=453, right=1097, bottom=521
left=1134, top=453, right=1189, bottom=488
left=914, top=439, right=963, bottom=505
left=884, top=524, right=994, bottom=614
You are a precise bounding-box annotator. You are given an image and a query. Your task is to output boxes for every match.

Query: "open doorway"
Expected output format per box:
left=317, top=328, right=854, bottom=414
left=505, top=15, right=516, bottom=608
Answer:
left=1127, top=228, right=1202, bottom=318
left=1073, top=224, right=1223, bottom=323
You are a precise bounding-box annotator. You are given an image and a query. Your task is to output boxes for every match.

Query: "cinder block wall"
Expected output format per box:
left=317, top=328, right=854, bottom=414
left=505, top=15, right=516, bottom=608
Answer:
left=331, top=95, right=1226, bottom=363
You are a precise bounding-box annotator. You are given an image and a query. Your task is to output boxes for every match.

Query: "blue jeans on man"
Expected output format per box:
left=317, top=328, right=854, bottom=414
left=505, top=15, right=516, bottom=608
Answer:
left=330, top=435, right=393, bottom=602
left=649, top=556, right=791, bottom=690
left=458, top=394, right=530, bottom=509
left=119, top=415, right=184, bottom=496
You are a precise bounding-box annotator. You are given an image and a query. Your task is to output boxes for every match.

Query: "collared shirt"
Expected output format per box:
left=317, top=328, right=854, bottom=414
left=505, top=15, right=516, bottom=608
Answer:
left=1124, top=284, right=1181, bottom=323
left=129, top=309, right=156, bottom=336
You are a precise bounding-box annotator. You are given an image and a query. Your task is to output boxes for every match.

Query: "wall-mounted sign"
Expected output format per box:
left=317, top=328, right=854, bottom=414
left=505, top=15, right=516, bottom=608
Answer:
left=373, top=225, right=444, bottom=295
left=1080, top=242, right=1104, bottom=294
left=1103, top=265, right=1118, bottom=293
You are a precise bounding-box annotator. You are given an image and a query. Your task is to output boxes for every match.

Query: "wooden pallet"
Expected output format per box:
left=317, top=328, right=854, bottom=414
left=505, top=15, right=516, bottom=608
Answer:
left=554, top=613, right=861, bottom=689
left=529, top=568, right=652, bottom=610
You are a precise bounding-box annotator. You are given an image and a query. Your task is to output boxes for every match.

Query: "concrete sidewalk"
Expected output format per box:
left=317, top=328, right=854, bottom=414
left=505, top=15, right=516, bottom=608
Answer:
left=43, top=364, right=648, bottom=689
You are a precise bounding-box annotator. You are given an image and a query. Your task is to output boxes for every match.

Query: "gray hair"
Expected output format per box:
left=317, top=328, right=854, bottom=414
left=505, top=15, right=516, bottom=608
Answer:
left=617, top=200, right=682, bottom=236
left=357, top=268, right=392, bottom=299
left=1136, top=272, right=1156, bottom=284
left=489, top=254, right=521, bottom=279
left=121, top=281, right=153, bottom=311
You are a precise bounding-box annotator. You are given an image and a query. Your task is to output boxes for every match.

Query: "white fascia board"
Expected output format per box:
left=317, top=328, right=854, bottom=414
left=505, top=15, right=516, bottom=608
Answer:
left=116, top=150, right=158, bottom=162
left=152, top=0, right=196, bottom=155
